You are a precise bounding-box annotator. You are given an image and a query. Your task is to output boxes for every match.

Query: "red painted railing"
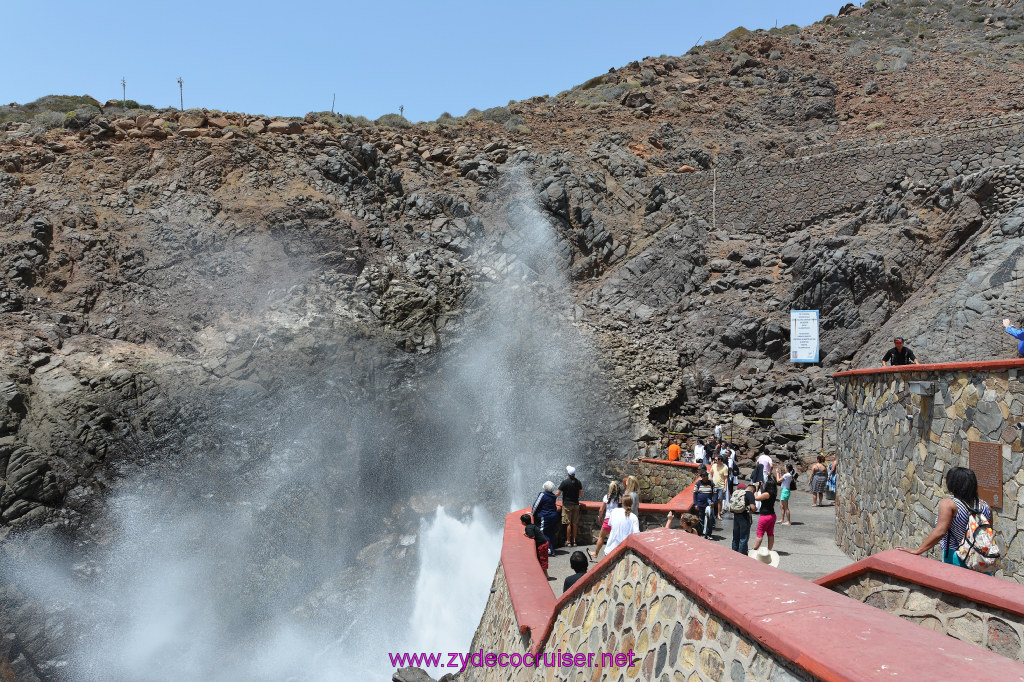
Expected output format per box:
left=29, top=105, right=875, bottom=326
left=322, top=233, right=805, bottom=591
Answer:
left=815, top=548, right=1024, bottom=617
left=833, top=358, right=1024, bottom=378
left=499, top=524, right=1024, bottom=680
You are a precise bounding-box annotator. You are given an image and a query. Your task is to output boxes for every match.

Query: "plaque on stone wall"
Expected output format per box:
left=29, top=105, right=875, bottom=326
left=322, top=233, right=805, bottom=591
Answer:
left=968, top=441, right=1003, bottom=509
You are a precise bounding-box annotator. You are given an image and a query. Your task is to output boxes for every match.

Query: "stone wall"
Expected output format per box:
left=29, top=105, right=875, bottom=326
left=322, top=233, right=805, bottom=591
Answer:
left=635, top=460, right=699, bottom=505
left=533, top=552, right=806, bottom=682
left=468, top=548, right=807, bottom=682
left=469, top=564, right=532, bottom=660
left=662, top=114, right=1024, bottom=234
left=832, top=361, right=1024, bottom=580
left=464, top=524, right=1024, bottom=681
left=605, top=459, right=699, bottom=506
left=830, top=571, right=1024, bottom=661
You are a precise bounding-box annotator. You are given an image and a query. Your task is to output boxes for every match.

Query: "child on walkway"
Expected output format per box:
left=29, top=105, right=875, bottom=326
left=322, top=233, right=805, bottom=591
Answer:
left=521, top=513, right=550, bottom=579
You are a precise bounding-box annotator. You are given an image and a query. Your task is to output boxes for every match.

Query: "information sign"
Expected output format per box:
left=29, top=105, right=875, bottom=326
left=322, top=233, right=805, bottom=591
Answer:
left=790, top=310, right=820, bottom=363
left=968, top=441, right=1003, bottom=509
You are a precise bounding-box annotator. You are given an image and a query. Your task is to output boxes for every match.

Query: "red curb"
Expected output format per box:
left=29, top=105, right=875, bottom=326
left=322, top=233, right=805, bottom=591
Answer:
left=638, top=458, right=702, bottom=469
left=501, top=508, right=557, bottom=638
left=666, top=480, right=698, bottom=509
left=627, top=530, right=1024, bottom=680
left=506, top=526, right=1024, bottom=679
left=833, top=358, right=1024, bottom=378
left=814, top=549, right=1024, bottom=617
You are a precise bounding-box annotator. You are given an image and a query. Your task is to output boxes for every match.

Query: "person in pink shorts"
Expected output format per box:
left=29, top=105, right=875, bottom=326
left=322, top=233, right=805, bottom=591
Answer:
left=752, top=467, right=779, bottom=552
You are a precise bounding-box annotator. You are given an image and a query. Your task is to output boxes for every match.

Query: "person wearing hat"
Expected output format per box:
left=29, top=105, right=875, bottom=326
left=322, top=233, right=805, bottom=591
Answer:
left=1003, top=318, right=1024, bottom=357
left=881, top=337, right=919, bottom=367
left=749, top=545, right=781, bottom=567
left=557, top=466, right=583, bottom=547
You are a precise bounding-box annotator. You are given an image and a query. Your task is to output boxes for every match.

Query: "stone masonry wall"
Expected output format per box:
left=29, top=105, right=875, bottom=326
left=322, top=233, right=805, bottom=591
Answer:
left=468, top=552, right=807, bottom=682
left=636, top=461, right=698, bottom=505
left=830, top=571, right=1024, bottom=662
left=833, top=365, right=1024, bottom=580
left=606, top=460, right=698, bottom=506
left=469, top=564, right=533, bottom=663
left=662, top=114, right=1024, bottom=235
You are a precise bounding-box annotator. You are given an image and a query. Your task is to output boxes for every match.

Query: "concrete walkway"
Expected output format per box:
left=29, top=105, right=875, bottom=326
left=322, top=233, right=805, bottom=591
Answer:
left=547, top=489, right=852, bottom=594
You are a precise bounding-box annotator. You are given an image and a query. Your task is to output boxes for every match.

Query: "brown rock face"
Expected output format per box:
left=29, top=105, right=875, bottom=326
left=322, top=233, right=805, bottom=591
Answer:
left=178, top=109, right=207, bottom=128
left=267, top=119, right=303, bottom=134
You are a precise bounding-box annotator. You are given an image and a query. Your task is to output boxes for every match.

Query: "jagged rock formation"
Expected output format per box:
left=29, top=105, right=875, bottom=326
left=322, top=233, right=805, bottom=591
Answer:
left=3, top=0, right=1024, bottom=677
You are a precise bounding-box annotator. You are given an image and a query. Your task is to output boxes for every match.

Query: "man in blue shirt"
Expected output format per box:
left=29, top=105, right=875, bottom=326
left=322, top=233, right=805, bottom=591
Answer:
left=1003, top=319, right=1024, bottom=357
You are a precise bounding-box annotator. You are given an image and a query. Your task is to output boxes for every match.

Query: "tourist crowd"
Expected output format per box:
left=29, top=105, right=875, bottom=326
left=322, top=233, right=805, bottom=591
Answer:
left=523, top=432, right=841, bottom=589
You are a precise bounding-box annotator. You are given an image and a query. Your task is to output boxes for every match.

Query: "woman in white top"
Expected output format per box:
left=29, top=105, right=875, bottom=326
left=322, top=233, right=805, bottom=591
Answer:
left=604, top=495, right=639, bottom=556
left=589, top=481, right=622, bottom=560
left=779, top=464, right=795, bottom=525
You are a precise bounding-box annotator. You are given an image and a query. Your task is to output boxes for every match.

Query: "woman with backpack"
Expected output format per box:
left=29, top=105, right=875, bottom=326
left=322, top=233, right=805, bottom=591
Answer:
left=898, top=466, right=994, bottom=567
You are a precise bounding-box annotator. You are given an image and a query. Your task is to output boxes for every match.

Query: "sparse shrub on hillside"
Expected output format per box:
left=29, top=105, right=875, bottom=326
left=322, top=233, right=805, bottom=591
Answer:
left=345, top=114, right=372, bottom=127
left=580, top=74, right=607, bottom=90
left=377, top=113, right=411, bottom=129
left=867, top=120, right=885, bottom=131
left=481, top=106, right=511, bottom=123
left=724, top=26, right=751, bottom=42
left=503, top=115, right=525, bottom=132
left=435, top=112, right=463, bottom=129
left=305, top=111, right=340, bottom=126
left=0, top=94, right=103, bottom=124
left=32, top=111, right=64, bottom=130
left=464, top=108, right=483, bottom=121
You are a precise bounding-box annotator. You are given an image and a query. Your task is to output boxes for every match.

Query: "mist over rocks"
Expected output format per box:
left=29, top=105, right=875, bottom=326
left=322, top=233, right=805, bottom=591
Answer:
left=4, top=0, right=1024, bottom=677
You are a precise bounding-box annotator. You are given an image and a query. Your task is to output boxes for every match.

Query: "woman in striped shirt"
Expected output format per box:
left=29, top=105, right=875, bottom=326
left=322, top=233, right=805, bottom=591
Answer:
left=898, top=467, right=992, bottom=566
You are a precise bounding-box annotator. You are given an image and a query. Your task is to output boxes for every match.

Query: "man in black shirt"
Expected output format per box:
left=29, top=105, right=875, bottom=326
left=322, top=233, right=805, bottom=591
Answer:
left=557, top=466, right=583, bottom=547
left=881, top=337, right=919, bottom=367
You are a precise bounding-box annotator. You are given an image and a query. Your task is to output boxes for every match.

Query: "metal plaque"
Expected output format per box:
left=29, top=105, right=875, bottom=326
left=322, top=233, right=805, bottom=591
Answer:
left=968, top=441, right=1003, bottom=509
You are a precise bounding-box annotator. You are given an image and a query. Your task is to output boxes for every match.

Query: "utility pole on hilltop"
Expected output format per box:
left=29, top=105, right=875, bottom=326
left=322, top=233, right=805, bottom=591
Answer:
left=399, top=104, right=404, bottom=118
left=331, top=93, right=336, bottom=114
left=121, top=77, right=126, bottom=112
left=177, top=77, right=184, bottom=111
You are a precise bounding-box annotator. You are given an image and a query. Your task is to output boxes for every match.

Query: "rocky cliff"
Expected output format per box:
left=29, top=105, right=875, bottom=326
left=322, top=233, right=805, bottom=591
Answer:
left=3, top=0, right=1024, bottom=678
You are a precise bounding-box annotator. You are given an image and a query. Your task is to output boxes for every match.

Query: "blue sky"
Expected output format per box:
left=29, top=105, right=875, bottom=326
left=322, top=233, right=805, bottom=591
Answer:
left=6, top=1, right=842, bottom=121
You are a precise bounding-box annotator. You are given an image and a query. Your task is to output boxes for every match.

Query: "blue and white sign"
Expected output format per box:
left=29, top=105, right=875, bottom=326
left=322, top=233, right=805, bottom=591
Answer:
left=790, top=310, right=819, bottom=363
